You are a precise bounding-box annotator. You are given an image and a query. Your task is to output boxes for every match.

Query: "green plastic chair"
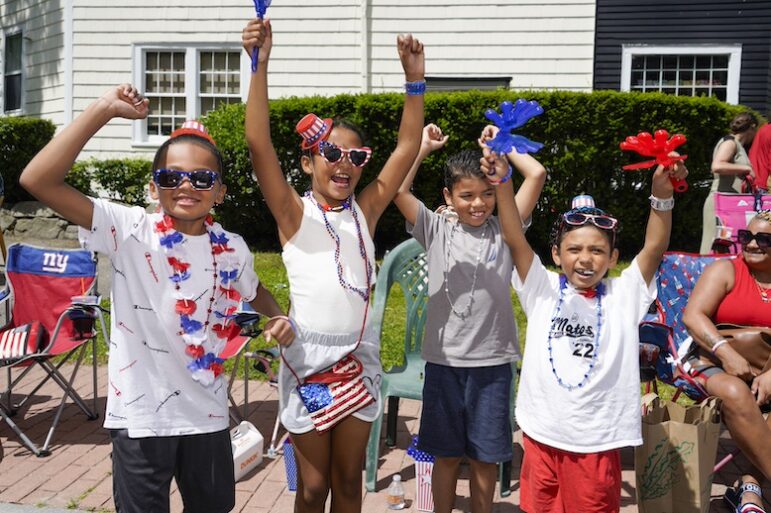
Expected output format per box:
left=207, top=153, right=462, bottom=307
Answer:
left=365, top=238, right=516, bottom=496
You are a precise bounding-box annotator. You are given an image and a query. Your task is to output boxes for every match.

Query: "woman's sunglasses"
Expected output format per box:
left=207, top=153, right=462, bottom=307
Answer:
left=153, top=169, right=220, bottom=191
left=562, top=211, right=618, bottom=230
left=737, top=229, right=771, bottom=249
left=318, top=141, right=372, bottom=168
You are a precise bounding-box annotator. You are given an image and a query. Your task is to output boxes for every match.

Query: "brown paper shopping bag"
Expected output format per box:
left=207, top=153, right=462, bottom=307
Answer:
left=636, top=393, right=721, bottom=513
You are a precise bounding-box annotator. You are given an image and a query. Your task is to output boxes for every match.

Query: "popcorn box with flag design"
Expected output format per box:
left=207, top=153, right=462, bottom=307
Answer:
left=407, top=436, right=435, bottom=512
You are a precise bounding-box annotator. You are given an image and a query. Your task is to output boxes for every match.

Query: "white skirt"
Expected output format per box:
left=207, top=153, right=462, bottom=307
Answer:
left=278, top=322, right=382, bottom=434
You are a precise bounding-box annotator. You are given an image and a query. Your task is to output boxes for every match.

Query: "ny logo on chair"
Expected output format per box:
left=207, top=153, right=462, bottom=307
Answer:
left=0, top=243, right=109, bottom=457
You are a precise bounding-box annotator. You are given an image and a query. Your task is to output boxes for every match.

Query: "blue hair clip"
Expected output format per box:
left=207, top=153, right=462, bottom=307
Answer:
left=484, top=99, right=544, bottom=155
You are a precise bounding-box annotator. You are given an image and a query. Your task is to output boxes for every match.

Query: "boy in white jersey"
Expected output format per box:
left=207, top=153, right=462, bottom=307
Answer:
left=482, top=150, right=687, bottom=512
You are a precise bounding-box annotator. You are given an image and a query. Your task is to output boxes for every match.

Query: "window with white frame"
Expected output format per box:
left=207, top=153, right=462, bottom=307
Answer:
left=621, top=45, right=742, bottom=104
left=136, top=46, right=243, bottom=142
left=3, top=31, right=23, bottom=113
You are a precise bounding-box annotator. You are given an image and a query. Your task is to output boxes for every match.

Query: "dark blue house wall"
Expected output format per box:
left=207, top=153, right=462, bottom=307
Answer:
left=594, top=0, right=771, bottom=115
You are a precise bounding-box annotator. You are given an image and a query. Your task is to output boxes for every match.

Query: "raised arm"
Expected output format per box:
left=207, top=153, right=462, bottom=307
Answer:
left=636, top=156, right=688, bottom=284
left=481, top=150, right=535, bottom=282
left=357, top=34, right=425, bottom=233
left=20, top=84, right=149, bottom=229
left=682, top=260, right=755, bottom=382
left=393, top=123, right=448, bottom=226
left=712, top=138, right=753, bottom=179
left=507, top=150, right=546, bottom=224
left=243, top=18, right=303, bottom=245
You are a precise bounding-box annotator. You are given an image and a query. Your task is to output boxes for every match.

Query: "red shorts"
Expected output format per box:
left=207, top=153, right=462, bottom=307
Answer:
left=520, top=433, right=621, bottom=513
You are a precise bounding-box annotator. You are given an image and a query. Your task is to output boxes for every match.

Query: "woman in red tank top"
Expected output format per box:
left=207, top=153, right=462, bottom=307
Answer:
left=684, top=210, right=771, bottom=513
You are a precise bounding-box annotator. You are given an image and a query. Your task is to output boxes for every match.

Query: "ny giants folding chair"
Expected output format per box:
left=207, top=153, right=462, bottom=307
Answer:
left=0, top=243, right=108, bottom=456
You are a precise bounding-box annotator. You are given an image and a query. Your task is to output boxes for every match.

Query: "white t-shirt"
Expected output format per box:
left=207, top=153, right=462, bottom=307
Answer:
left=80, top=199, right=259, bottom=437
left=512, top=255, right=655, bottom=453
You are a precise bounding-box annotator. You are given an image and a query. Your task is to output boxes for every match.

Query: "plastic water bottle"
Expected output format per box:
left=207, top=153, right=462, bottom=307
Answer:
left=386, top=474, right=405, bottom=510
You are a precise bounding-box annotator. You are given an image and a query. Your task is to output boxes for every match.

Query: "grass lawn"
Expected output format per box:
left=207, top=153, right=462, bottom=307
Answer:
left=86, top=251, right=683, bottom=400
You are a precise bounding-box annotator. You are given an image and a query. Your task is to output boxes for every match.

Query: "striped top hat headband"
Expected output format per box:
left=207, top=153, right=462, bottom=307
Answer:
left=170, top=120, right=216, bottom=146
left=296, top=113, right=333, bottom=150
left=571, top=194, right=595, bottom=209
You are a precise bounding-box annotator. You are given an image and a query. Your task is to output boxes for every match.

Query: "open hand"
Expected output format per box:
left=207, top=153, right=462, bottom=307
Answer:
left=419, top=124, right=448, bottom=158
left=101, top=84, right=148, bottom=120
left=397, top=34, right=424, bottom=82
left=242, top=18, right=272, bottom=63
left=263, top=316, right=295, bottom=347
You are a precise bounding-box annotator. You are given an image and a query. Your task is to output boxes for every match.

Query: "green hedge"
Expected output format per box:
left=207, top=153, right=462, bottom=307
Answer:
left=67, top=158, right=152, bottom=207
left=203, top=89, right=755, bottom=258
left=0, top=117, right=56, bottom=204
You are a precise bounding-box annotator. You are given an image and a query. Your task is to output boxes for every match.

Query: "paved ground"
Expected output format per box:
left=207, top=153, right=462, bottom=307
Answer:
left=0, top=363, right=769, bottom=513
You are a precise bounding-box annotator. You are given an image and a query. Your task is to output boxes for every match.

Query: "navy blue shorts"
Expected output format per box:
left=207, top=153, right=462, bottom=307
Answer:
left=417, top=362, right=514, bottom=463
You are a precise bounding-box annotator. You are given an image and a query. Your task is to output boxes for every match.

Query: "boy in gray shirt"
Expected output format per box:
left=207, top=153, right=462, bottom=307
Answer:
left=394, top=124, right=546, bottom=513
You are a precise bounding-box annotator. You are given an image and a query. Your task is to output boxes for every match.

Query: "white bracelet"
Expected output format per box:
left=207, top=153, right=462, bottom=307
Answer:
left=711, top=338, right=728, bottom=354
left=649, top=195, right=675, bottom=212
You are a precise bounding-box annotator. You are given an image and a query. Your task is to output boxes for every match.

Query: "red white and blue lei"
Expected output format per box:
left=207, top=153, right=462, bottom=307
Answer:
left=154, top=214, right=242, bottom=387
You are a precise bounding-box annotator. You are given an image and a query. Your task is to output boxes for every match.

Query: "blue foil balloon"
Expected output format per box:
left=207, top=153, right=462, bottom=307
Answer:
left=484, top=99, right=544, bottom=155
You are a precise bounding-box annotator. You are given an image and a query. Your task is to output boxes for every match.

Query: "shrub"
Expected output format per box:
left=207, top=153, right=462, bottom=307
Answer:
left=0, top=117, right=56, bottom=204
left=204, top=89, right=756, bottom=258
left=68, top=158, right=152, bottom=207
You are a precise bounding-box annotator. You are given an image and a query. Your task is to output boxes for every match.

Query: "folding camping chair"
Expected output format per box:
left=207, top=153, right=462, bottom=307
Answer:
left=638, top=251, right=737, bottom=471
left=710, top=181, right=771, bottom=254
left=221, top=303, right=262, bottom=424
left=640, top=252, right=731, bottom=400
left=222, top=303, right=283, bottom=458
left=0, top=243, right=109, bottom=457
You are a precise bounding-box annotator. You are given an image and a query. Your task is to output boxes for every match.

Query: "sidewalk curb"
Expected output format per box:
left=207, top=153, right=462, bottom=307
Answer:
left=0, top=505, right=91, bottom=513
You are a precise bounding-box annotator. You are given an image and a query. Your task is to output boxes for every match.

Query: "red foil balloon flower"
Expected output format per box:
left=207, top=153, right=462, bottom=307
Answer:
left=620, top=129, right=689, bottom=192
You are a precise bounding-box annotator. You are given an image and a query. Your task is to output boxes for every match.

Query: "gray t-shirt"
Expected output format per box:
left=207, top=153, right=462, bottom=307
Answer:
left=407, top=202, right=521, bottom=367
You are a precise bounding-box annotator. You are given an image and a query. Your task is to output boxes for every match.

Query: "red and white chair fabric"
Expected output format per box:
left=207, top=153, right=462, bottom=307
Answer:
left=0, top=243, right=108, bottom=457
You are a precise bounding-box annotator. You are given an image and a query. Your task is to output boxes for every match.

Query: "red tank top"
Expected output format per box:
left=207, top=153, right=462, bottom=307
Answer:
left=714, top=256, right=771, bottom=326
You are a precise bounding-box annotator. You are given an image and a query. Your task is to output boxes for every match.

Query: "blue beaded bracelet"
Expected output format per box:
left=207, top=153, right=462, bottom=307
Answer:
left=405, top=80, right=426, bottom=95
left=488, top=164, right=513, bottom=185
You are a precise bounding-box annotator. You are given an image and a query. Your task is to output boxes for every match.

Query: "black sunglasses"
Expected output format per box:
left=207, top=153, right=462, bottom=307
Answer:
left=737, top=229, right=771, bottom=249
left=153, top=169, right=220, bottom=191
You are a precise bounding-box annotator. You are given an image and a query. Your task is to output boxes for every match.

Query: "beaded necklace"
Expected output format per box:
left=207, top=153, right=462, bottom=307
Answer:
left=305, top=191, right=373, bottom=302
left=547, top=275, right=605, bottom=390
left=443, top=220, right=489, bottom=319
left=154, top=214, right=242, bottom=387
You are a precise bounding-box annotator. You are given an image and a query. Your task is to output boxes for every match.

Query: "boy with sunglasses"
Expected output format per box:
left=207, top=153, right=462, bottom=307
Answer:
left=481, top=151, right=687, bottom=513
left=20, top=85, right=294, bottom=513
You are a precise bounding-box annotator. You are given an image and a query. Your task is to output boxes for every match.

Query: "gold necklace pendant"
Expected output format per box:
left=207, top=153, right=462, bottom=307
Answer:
left=753, top=278, right=771, bottom=303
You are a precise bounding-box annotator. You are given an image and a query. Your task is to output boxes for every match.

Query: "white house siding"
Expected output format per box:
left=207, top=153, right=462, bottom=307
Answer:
left=71, top=1, right=256, bottom=158
left=0, top=0, right=66, bottom=124
left=366, top=0, right=596, bottom=92
left=3, top=1, right=596, bottom=158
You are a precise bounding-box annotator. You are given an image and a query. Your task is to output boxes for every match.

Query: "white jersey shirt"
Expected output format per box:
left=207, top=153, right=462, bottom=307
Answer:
left=513, top=255, right=655, bottom=453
